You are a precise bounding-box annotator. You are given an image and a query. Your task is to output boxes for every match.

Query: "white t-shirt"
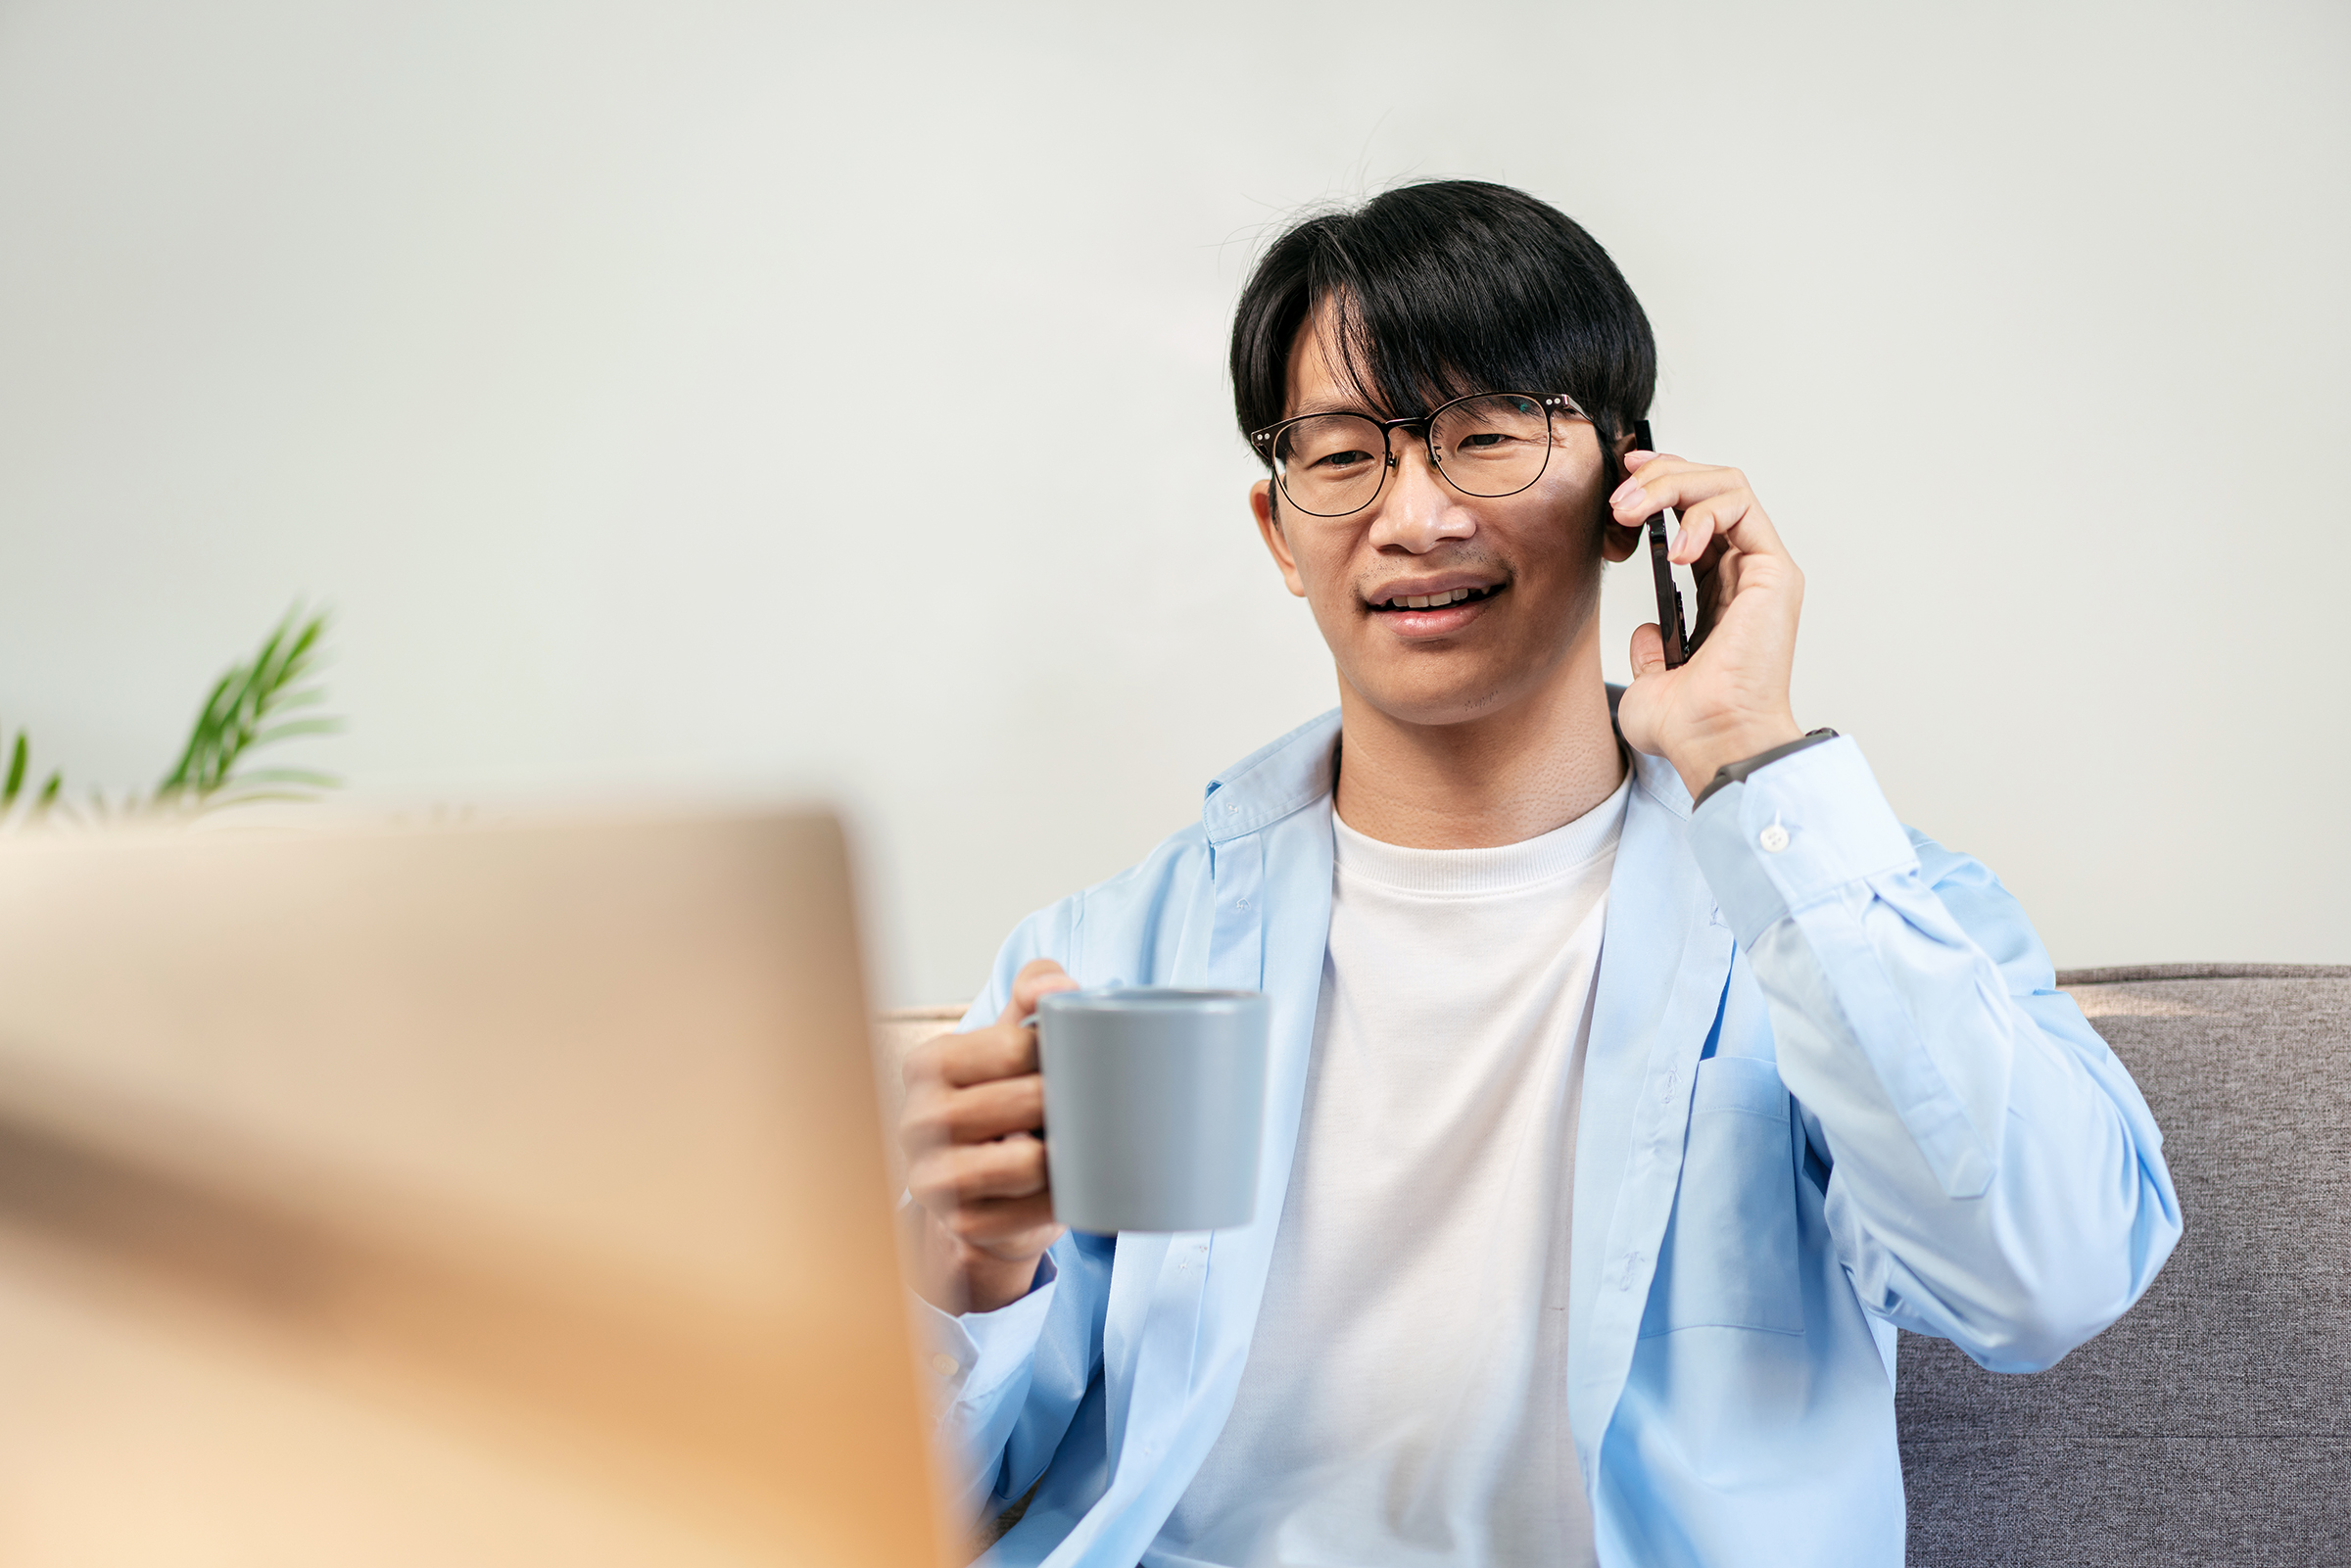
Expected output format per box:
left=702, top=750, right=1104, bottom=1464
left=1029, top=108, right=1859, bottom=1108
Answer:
left=1154, top=772, right=1628, bottom=1568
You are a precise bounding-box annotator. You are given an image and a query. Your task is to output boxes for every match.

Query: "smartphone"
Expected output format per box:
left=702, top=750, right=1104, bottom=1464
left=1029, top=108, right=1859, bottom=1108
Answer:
left=1632, top=418, right=1700, bottom=668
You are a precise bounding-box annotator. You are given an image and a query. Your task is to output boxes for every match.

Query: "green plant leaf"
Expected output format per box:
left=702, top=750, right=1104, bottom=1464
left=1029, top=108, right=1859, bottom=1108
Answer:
left=158, top=671, right=239, bottom=799
left=4, top=603, right=342, bottom=833
left=216, top=767, right=341, bottom=788
left=252, top=717, right=342, bottom=745
left=152, top=604, right=343, bottom=813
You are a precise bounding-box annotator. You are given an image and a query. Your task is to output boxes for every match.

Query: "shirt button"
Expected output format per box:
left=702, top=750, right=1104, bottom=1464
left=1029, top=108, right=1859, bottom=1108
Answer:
left=1759, top=824, right=1791, bottom=853
left=931, top=1354, right=960, bottom=1377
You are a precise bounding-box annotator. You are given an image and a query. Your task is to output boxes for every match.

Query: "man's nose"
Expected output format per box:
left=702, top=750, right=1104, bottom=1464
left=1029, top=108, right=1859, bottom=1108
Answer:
left=1367, top=441, right=1475, bottom=553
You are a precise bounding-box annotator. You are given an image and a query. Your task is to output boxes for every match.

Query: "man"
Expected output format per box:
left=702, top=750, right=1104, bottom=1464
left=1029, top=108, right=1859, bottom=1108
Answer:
left=896, top=180, right=2180, bottom=1567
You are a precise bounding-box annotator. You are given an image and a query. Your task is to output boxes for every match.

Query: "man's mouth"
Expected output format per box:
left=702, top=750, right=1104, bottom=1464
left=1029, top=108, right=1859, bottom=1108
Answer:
left=1367, top=583, right=1505, bottom=612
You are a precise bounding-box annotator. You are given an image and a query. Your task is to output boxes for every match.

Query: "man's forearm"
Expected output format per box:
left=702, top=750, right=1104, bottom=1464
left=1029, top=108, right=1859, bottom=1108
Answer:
left=1691, top=736, right=2182, bottom=1368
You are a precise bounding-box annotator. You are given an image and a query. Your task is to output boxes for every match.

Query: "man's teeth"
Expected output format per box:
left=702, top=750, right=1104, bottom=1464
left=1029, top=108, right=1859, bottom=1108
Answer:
left=1385, top=588, right=1481, bottom=609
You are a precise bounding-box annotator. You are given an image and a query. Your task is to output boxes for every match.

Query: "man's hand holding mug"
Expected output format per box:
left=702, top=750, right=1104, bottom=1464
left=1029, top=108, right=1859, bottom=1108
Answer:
left=899, top=959, right=1076, bottom=1315
left=900, top=960, right=1271, bottom=1315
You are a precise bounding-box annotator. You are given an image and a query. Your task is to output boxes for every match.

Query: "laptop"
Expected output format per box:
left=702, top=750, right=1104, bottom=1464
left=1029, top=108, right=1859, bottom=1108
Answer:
left=0, top=809, right=950, bottom=1567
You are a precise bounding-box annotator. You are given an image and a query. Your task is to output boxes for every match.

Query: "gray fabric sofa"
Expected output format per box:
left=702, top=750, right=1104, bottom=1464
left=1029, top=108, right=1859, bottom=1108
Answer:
left=1897, top=963, right=2350, bottom=1563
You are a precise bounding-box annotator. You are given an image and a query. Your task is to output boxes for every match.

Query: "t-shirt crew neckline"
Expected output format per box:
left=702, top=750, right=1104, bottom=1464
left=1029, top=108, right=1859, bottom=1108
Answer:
left=1330, top=770, right=1632, bottom=899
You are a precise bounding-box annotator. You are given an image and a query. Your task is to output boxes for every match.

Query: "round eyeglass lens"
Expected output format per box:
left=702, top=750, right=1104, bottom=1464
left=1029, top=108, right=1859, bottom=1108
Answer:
left=1429, top=394, right=1554, bottom=498
left=1272, top=414, right=1389, bottom=517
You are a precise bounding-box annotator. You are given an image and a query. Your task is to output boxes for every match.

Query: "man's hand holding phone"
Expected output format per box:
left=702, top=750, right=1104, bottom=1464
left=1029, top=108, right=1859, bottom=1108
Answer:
left=1608, top=450, right=1806, bottom=803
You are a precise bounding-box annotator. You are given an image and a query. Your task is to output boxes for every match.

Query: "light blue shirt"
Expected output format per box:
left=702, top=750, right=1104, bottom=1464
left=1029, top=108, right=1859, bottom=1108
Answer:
left=921, top=709, right=2181, bottom=1567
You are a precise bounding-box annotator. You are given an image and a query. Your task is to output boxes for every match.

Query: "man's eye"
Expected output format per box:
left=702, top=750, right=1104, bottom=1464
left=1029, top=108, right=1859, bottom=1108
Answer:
left=1312, top=449, right=1376, bottom=471
left=1458, top=432, right=1511, bottom=451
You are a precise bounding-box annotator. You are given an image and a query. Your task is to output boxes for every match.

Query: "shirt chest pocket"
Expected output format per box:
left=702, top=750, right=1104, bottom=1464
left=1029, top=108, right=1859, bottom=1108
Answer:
left=1638, top=1055, right=1805, bottom=1338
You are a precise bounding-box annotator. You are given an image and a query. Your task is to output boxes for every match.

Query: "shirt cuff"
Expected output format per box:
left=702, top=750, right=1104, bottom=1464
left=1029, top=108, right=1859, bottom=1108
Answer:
left=912, top=1251, right=1059, bottom=1402
left=1690, top=735, right=1919, bottom=946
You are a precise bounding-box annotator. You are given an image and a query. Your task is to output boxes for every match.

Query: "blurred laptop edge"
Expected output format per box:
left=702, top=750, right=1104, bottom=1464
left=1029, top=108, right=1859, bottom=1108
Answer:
left=0, top=810, right=949, bottom=1568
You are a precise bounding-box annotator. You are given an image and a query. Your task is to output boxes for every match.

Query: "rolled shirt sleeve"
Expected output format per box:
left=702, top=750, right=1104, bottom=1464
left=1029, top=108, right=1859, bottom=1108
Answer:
left=1690, top=736, right=2182, bottom=1371
left=912, top=1250, right=1062, bottom=1516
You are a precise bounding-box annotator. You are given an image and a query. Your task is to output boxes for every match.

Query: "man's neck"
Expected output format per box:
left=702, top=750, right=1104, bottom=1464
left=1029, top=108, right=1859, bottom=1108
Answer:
left=1330, top=648, right=1625, bottom=851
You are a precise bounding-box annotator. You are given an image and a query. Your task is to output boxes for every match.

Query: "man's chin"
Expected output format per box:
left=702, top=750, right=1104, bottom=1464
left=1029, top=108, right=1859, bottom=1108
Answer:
left=1339, top=662, right=1532, bottom=732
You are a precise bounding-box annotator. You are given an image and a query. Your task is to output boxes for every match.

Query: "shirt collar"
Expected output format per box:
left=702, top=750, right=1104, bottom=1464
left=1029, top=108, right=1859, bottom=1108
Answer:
left=1201, top=709, right=1343, bottom=845
left=1199, top=688, right=1691, bottom=844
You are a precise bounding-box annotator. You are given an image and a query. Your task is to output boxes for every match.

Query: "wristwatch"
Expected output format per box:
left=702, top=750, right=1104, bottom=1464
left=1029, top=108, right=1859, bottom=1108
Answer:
left=1693, top=728, right=1839, bottom=811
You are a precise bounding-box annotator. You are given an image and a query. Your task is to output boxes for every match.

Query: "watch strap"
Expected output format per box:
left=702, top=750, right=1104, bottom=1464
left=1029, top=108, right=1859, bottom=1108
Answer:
left=1693, top=728, right=1839, bottom=811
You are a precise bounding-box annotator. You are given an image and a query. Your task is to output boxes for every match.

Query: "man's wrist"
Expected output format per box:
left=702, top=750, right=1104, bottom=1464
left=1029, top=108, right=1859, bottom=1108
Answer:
left=962, top=1252, right=1049, bottom=1315
left=1674, top=719, right=1804, bottom=802
left=905, top=1202, right=1050, bottom=1315
left=1692, top=727, right=1840, bottom=811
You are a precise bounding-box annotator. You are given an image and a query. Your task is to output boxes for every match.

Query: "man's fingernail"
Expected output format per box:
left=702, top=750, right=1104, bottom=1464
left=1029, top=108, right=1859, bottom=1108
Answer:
left=1624, top=450, right=1655, bottom=466
left=1667, top=524, right=1683, bottom=553
left=1614, top=484, right=1648, bottom=512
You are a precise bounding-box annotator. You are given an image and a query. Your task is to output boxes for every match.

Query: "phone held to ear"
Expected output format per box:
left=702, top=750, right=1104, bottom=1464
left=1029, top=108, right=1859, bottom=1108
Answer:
left=1633, top=418, right=1701, bottom=669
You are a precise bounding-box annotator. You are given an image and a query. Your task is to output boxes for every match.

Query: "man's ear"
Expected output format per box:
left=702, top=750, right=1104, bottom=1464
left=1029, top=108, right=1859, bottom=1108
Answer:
left=1599, top=424, right=1643, bottom=563
left=1252, top=480, right=1309, bottom=598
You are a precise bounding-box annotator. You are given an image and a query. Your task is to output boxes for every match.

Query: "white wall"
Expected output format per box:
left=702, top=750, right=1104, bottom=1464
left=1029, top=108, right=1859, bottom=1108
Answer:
left=1, top=0, right=2344, bottom=1004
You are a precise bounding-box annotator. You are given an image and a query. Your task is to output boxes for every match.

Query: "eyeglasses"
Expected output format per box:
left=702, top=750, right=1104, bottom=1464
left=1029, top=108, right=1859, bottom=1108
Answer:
left=1247, top=391, right=1594, bottom=519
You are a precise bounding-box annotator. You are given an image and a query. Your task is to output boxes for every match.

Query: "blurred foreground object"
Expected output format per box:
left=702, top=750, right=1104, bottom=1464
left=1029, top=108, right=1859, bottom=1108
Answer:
left=0, top=811, right=948, bottom=1567
left=2, top=602, right=339, bottom=829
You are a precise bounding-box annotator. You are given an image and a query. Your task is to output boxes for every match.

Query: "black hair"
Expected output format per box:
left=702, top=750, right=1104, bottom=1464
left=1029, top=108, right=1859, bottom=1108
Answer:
left=1229, top=181, right=1655, bottom=462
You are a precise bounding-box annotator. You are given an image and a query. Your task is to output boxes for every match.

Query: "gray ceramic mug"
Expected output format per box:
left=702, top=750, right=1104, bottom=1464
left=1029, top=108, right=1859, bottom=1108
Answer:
left=1033, top=987, right=1270, bottom=1233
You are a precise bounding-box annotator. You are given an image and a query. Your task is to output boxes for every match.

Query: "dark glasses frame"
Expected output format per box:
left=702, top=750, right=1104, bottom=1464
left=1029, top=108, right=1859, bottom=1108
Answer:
left=1246, top=391, right=1593, bottom=519
left=1245, top=393, right=1703, bottom=670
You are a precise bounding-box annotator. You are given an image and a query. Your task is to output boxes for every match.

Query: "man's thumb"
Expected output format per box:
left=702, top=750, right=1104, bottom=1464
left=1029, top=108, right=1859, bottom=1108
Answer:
left=997, top=959, right=1077, bottom=1027
left=1628, top=622, right=1667, bottom=680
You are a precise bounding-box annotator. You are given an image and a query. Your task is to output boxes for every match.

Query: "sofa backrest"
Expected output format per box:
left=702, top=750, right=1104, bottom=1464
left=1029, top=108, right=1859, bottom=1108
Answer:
left=1897, top=964, right=2351, bottom=1564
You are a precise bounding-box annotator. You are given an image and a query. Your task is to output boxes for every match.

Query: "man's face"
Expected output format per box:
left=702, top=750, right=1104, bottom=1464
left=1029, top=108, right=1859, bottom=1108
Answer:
left=1252, top=311, right=1627, bottom=730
